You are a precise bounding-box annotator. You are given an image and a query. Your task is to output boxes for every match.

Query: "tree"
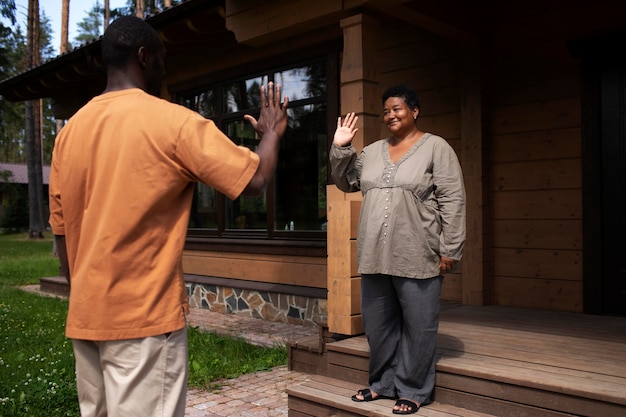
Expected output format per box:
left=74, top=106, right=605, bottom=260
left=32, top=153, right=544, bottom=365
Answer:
left=0, top=7, right=25, bottom=163
left=57, top=0, right=70, bottom=142
left=74, top=1, right=103, bottom=45
left=135, top=0, right=143, bottom=18
left=0, top=0, right=15, bottom=24
left=25, top=0, right=46, bottom=238
left=116, top=0, right=178, bottom=19
left=0, top=12, right=54, bottom=164
left=103, top=0, right=109, bottom=30
left=56, top=0, right=69, bottom=159
left=61, top=0, right=69, bottom=53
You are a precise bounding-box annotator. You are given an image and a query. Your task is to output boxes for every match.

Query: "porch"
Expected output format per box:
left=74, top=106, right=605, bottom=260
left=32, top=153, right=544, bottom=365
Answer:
left=287, top=303, right=626, bottom=416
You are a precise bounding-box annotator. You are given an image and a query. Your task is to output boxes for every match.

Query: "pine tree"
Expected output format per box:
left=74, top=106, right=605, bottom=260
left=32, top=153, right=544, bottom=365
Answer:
left=74, top=1, right=103, bottom=45
left=25, top=0, right=46, bottom=238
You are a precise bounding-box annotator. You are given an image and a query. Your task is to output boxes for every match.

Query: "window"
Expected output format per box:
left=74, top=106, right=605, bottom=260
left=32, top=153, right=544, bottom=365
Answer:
left=181, top=59, right=332, bottom=240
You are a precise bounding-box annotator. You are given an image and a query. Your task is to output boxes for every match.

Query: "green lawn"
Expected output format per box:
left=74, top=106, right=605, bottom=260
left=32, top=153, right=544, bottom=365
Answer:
left=0, top=233, right=287, bottom=416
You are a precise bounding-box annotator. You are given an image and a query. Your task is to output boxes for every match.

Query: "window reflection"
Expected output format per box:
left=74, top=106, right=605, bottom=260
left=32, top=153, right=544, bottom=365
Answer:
left=189, top=184, right=217, bottom=229
left=223, top=76, right=266, bottom=113
left=275, top=103, right=327, bottom=231
left=198, top=90, right=218, bottom=118
left=277, top=62, right=325, bottom=102
left=180, top=60, right=329, bottom=235
left=224, top=120, right=266, bottom=230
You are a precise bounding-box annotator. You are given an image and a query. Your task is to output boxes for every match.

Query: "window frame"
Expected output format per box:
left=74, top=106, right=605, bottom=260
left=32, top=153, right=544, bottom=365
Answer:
left=175, top=50, right=339, bottom=246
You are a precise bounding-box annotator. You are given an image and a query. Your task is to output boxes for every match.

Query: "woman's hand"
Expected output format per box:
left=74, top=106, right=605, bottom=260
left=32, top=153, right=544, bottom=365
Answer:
left=439, top=256, right=457, bottom=274
left=333, top=112, right=358, bottom=147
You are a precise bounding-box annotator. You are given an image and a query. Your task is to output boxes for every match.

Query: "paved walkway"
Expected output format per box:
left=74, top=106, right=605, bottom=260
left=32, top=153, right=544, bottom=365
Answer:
left=185, top=308, right=317, bottom=416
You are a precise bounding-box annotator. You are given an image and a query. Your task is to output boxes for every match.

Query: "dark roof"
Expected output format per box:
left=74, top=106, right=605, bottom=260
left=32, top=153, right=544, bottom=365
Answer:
left=0, top=163, right=51, bottom=185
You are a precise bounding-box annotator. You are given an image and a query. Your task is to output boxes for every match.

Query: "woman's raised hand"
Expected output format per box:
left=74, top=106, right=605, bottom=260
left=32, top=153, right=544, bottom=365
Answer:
left=333, top=112, right=358, bottom=147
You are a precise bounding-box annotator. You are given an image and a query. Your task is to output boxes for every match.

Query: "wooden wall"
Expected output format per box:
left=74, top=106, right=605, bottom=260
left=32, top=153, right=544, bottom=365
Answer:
left=487, top=3, right=584, bottom=312
left=183, top=250, right=327, bottom=289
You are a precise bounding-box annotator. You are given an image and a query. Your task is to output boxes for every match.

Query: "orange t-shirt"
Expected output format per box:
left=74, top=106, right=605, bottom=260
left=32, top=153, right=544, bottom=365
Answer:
left=49, top=89, right=259, bottom=340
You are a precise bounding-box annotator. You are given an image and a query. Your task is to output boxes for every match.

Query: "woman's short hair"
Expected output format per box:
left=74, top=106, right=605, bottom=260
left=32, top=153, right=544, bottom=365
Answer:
left=382, top=85, right=421, bottom=111
left=101, top=16, right=162, bottom=69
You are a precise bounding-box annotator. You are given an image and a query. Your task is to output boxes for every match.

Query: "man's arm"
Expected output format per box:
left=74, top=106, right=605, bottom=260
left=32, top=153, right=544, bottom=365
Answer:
left=242, top=81, right=289, bottom=196
left=54, top=235, right=71, bottom=289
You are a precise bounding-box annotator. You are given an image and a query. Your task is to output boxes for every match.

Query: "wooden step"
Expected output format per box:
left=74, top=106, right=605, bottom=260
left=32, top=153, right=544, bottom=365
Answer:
left=287, top=374, right=500, bottom=417
left=322, top=336, right=626, bottom=417
left=39, top=276, right=69, bottom=296
left=292, top=305, right=626, bottom=417
left=325, top=335, right=369, bottom=385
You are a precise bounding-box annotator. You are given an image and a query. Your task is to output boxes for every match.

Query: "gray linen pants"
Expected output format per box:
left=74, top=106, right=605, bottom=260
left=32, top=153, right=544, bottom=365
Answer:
left=361, top=274, right=442, bottom=404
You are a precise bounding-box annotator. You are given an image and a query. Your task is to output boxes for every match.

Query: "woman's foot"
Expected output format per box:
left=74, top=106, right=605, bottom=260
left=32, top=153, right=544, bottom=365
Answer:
left=351, top=388, right=391, bottom=402
left=392, top=398, right=420, bottom=414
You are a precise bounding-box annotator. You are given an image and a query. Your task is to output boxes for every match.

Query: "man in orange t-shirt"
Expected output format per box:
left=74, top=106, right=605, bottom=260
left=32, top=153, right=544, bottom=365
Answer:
left=48, top=16, right=289, bottom=417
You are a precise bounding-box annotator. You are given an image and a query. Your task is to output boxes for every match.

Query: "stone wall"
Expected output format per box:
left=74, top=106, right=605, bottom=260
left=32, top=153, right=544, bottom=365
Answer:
left=186, top=282, right=327, bottom=329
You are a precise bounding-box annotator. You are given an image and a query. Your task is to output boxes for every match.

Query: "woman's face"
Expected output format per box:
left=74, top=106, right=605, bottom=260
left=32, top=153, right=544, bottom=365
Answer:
left=383, top=96, right=419, bottom=136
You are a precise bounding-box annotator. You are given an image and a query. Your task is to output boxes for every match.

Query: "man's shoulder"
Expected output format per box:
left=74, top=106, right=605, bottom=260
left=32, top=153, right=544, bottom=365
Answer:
left=135, top=90, right=189, bottom=112
left=95, top=89, right=188, bottom=112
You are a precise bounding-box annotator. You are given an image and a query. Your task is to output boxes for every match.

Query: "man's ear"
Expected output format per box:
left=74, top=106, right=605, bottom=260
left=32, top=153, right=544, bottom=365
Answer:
left=137, top=46, right=149, bottom=69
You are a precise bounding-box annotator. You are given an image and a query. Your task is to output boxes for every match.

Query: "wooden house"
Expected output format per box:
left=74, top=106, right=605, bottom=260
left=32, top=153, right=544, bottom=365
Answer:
left=2, top=1, right=625, bottom=415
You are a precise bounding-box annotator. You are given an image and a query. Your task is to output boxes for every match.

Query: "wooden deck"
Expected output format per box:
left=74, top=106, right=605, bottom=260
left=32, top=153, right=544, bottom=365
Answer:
left=288, top=304, right=626, bottom=416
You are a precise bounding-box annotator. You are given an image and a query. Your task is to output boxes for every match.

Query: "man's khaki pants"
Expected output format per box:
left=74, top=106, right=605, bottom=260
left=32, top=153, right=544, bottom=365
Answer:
left=72, top=327, right=188, bottom=417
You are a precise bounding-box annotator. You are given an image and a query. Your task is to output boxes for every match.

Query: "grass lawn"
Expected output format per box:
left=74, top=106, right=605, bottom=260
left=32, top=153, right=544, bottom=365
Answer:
left=0, top=232, right=287, bottom=416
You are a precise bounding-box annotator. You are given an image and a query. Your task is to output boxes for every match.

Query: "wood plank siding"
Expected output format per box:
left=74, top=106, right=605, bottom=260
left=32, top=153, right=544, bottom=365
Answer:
left=488, top=1, right=587, bottom=312
left=184, top=250, right=327, bottom=288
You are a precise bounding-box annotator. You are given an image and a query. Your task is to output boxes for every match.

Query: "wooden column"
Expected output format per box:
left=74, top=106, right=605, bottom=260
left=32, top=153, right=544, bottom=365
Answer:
left=326, top=186, right=362, bottom=335
left=327, top=14, right=379, bottom=335
left=460, top=39, right=490, bottom=305
left=338, top=13, right=381, bottom=149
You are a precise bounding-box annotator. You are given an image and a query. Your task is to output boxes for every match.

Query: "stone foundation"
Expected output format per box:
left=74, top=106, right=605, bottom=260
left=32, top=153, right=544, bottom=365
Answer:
left=186, top=282, right=327, bottom=329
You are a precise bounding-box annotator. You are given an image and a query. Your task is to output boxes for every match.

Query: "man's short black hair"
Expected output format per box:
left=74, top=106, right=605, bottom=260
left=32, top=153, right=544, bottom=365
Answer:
left=382, top=85, right=421, bottom=111
left=102, top=16, right=162, bottom=69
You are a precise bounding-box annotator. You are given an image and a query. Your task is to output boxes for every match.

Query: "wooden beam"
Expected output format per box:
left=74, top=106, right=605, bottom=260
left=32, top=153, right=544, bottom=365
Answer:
left=183, top=250, right=327, bottom=288
left=340, top=14, right=381, bottom=150
left=365, top=1, right=477, bottom=41
left=225, top=0, right=346, bottom=46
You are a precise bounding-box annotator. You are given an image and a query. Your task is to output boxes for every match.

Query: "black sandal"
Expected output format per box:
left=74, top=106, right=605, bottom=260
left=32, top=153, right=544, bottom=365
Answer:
left=392, top=399, right=420, bottom=414
left=351, top=388, right=392, bottom=402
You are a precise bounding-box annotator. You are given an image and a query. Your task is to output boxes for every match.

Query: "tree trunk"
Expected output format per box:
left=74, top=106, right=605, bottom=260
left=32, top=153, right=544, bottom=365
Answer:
left=26, top=0, right=45, bottom=239
left=53, top=0, right=70, bottom=255
left=57, top=0, right=69, bottom=140
left=136, top=0, right=144, bottom=18
left=104, top=0, right=110, bottom=30
left=60, top=0, right=69, bottom=53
